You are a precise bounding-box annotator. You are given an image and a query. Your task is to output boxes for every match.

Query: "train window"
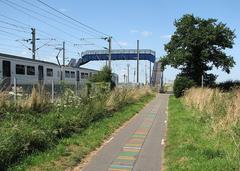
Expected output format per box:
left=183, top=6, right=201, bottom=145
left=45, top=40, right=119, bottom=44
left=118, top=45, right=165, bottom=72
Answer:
left=81, top=72, right=85, bottom=79
left=27, top=66, right=35, bottom=75
left=65, top=71, right=70, bottom=78
left=16, top=64, right=25, bottom=75
left=47, top=68, right=53, bottom=77
left=84, top=73, right=89, bottom=78
left=89, top=72, right=92, bottom=77
left=71, top=71, right=75, bottom=78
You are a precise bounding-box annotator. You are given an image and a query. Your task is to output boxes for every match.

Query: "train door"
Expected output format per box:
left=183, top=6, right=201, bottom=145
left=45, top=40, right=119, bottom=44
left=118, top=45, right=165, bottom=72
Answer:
left=2, top=60, right=11, bottom=78
left=38, top=65, right=44, bottom=83
left=1, top=60, right=11, bottom=89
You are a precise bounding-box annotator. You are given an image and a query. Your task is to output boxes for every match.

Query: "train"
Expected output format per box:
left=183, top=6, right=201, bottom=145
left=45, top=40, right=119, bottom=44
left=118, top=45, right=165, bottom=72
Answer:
left=0, top=53, right=118, bottom=88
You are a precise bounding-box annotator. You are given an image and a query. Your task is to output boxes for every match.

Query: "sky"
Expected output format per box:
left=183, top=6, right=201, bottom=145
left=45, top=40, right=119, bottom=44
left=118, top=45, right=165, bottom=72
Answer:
left=0, top=0, right=239, bottom=83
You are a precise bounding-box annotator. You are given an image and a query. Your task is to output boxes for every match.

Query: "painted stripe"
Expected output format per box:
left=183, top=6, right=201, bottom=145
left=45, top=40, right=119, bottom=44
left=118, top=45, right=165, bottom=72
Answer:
left=108, top=113, right=156, bottom=171
left=110, top=164, right=133, bottom=169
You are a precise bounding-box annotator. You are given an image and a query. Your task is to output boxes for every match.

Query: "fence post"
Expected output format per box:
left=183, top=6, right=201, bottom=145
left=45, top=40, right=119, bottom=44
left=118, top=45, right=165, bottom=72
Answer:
left=75, top=81, right=78, bottom=96
left=14, top=77, right=16, bottom=102
left=51, top=80, right=54, bottom=103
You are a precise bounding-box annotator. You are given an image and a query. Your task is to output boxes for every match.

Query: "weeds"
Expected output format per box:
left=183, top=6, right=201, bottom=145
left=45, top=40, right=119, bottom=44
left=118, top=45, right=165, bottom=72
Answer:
left=165, top=96, right=240, bottom=171
left=0, top=86, right=153, bottom=170
left=184, top=87, right=240, bottom=130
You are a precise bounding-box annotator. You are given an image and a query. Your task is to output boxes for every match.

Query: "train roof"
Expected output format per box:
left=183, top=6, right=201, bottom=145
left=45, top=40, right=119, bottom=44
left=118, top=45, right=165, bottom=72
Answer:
left=0, top=53, right=118, bottom=76
left=0, top=53, right=59, bottom=66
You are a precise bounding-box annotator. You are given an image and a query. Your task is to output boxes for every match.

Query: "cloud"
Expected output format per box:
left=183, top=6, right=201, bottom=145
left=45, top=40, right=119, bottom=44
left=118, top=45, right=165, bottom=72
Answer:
left=141, top=31, right=152, bottom=37
left=130, top=30, right=153, bottom=37
left=118, top=41, right=128, bottom=47
left=59, top=8, right=67, bottom=12
left=20, top=50, right=29, bottom=56
left=161, top=34, right=172, bottom=39
left=130, top=29, right=139, bottom=34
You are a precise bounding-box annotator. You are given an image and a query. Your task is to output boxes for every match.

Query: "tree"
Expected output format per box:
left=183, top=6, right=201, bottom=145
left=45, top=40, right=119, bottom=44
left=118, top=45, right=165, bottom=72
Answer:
left=89, top=66, right=112, bottom=83
left=89, top=66, right=116, bottom=89
left=160, top=14, right=236, bottom=86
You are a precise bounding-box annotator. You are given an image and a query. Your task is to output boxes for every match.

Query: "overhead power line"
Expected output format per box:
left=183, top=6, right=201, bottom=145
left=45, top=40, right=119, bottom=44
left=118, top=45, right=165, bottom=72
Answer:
left=36, top=0, right=110, bottom=37
left=0, top=0, right=83, bottom=40
left=1, top=0, right=106, bottom=50
left=0, top=24, right=29, bottom=33
left=21, top=0, right=101, bottom=38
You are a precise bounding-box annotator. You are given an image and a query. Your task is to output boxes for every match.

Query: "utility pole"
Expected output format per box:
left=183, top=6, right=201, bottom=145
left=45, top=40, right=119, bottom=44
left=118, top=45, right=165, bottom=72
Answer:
left=63, top=41, right=65, bottom=66
left=31, top=28, right=36, bottom=60
left=108, top=36, right=112, bottom=69
left=133, top=68, right=136, bottom=83
left=201, top=75, right=204, bottom=88
left=127, top=64, right=130, bottom=84
left=145, top=61, right=147, bottom=85
left=137, top=40, right=139, bottom=84
left=149, top=61, right=152, bottom=85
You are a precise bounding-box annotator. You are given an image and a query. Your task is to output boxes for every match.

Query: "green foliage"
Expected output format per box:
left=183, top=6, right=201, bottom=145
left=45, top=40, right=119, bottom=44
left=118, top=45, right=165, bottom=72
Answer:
left=173, top=76, right=195, bottom=97
left=0, top=87, right=153, bottom=170
left=89, top=66, right=112, bottom=82
left=215, top=80, right=240, bottom=92
left=89, top=66, right=115, bottom=89
left=9, top=95, right=154, bottom=171
left=160, top=14, right=236, bottom=86
left=164, top=97, right=240, bottom=171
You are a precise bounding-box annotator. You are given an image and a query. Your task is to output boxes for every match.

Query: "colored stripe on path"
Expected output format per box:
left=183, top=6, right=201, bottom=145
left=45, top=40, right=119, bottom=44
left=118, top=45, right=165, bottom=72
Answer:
left=108, top=113, right=156, bottom=171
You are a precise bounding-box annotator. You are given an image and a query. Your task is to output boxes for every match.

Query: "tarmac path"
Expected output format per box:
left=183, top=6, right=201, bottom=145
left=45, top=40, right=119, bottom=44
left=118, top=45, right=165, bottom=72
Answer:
left=81, top=94, right=169, bottom=171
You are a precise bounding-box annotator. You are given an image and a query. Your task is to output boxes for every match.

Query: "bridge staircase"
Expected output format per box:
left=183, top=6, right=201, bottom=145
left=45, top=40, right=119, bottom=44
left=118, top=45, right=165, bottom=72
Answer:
left=151, top=62, right=163, bottom=92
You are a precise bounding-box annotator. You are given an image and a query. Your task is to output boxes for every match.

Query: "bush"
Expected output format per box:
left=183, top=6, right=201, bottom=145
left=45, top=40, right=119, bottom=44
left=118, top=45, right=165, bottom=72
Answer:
left=173, top=76, right=195, bottom=97
left=215, top=80, right=240, bottom=92
left=0, top=87, right=153, bottom=170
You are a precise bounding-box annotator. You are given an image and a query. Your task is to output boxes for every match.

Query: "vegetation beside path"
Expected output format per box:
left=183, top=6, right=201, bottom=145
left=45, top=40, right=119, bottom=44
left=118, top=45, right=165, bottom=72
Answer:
left=7, top=88, right=154, bottom=171
left=164, top=94, right=240, bottom=171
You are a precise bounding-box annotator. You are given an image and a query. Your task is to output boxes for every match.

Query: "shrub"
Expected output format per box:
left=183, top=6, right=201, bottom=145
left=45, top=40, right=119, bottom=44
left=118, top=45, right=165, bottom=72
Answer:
left=173, top=76, right=196, bottom=97
left=215, top=80, right=240, bottom=92
left=0, top=87, right=153, bottom=170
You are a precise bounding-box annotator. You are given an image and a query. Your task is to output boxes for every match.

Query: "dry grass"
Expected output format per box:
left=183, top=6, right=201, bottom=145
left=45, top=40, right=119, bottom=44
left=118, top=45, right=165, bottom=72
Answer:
left=21, top=87, right=50, bottom=112
left=0, top=91, right=10, bottom=110
left=0, top=87, right=50, bottom=113
left=184, top=87, right=240, bottom=130
left=106, top=86, right=153, bottom=111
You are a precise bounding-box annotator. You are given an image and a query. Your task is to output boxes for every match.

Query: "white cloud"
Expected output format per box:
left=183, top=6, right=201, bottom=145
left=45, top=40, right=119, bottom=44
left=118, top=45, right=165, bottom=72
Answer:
left=130, top=29, right=139, bottom=34
left=20, top=50, right=29, bottom=56
left=130, top=29, right=153, bottom=37
left=118, top=41, right=128, bottom=47
left=59, top=8, right=67, bottom=12
left=161, top=34, right=172, bottom=39
left=141, top=31, right=152, bottom=37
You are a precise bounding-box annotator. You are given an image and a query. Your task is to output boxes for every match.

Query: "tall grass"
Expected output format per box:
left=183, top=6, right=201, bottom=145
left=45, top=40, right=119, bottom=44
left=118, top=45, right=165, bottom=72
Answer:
left=0, top=86, right=154, bottom=170
left=183, top=87, right=240, bottom=162
left=184, top=87, right=240, bottom=130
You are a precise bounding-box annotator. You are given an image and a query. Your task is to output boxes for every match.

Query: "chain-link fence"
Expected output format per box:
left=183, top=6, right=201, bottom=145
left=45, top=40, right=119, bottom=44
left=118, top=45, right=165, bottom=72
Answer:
left=0, top=76, right=111, bottom=104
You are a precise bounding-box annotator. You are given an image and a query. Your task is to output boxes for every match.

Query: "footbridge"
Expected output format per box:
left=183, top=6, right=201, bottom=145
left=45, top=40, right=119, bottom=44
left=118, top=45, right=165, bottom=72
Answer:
left=68, top=49, right=156, bottom=67
left=68, top=49, right=162, bottom=89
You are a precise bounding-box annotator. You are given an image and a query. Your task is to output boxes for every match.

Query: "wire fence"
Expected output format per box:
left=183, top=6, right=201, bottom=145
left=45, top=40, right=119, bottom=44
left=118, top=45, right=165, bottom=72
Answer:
left=0, top=77, right=111, bottom=103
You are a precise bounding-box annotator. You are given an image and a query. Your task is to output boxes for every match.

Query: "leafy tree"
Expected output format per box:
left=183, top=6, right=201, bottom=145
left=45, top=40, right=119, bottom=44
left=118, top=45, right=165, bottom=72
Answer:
left=90, top=66, right=112, bottom=82
left=160, top=14, right=236, bottom=86
left=89, top=66, right=115, bottom=89
left=173, top=76, right=196, bottom=97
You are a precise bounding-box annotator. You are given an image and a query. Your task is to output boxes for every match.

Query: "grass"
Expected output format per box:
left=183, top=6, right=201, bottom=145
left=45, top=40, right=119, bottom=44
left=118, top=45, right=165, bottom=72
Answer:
left=9, top=94, right=154, bottom=171
left=164, top=96, right=240, bottom=171
left=0, top=86, right=153, bottom=170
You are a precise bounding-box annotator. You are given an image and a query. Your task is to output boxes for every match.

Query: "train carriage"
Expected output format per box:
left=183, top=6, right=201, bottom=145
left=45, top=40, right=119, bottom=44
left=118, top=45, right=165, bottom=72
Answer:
left=0, top=53, right=118, bottom=89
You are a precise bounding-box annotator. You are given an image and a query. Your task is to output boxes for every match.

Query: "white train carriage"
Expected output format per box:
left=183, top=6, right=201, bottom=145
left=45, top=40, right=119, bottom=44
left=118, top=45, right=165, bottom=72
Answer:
left=62, top=66, right=98, bottom=84
left=0, top=53, right=117, bottom=87
left=0, top=53, right=61, bottom=85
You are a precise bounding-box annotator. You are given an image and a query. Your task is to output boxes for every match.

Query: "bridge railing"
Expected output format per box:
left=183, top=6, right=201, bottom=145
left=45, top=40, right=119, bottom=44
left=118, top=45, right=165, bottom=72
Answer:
left=81, top=49, right=156, bottom=56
